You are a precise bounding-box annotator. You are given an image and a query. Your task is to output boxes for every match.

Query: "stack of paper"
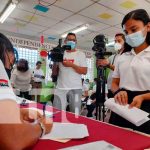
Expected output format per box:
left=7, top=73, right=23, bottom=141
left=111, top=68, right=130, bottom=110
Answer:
left=104, top=98, right=150, bottom=126
left=41, top=123, right=89, bottom=140
left=59, top=141, right=122, bottom=150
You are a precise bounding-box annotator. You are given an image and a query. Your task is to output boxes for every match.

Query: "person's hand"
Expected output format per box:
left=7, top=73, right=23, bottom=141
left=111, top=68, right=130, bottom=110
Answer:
left=129, top=95, right=144, bottom=108
left=20, top=108, right=42, bottom=123
left=62, top=61, right=74, bottom=67
left=97, top=59, right=109, bottom=67
left=114, top=91, right=128, bottom=105
left=39, top=117, right=53, bottom=134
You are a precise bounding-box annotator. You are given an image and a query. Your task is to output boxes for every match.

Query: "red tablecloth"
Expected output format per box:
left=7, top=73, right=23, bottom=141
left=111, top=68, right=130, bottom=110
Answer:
left=22, top=103, right=150, bottom=150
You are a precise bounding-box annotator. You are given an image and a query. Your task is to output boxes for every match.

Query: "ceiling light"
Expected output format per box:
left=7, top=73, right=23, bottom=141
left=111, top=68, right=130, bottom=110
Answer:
left=0, top=0, right=18, bottom=23
left=61, top=24, right=89, bottom=38
left=106, top=41, right=115, bottom=47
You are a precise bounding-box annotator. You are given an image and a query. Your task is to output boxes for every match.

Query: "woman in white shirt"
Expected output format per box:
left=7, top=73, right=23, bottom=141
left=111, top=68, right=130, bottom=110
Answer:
left=11, top=59, right=33, bottom=100
left=111, top=9, right=150, bottom=134
left=0, top=33, right=52, bottom=150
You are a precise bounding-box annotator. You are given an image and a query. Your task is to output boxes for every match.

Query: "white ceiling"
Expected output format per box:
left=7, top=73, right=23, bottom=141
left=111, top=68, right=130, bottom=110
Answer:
left=0, top=0, right=150, bottom=50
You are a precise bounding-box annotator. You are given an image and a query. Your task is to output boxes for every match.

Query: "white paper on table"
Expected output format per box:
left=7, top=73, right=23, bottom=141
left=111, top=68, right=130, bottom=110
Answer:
left=104, top=98, right=150, bottom=126
left=41, top=123, right=89, bottom=140
left=59, top=140, right=122, bottom=150
left=25, top=107, right=53, bottom=117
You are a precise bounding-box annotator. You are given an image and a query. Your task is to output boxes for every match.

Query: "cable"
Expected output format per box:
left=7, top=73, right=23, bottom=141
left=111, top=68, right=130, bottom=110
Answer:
left=38, top=0, right=59, bottom=7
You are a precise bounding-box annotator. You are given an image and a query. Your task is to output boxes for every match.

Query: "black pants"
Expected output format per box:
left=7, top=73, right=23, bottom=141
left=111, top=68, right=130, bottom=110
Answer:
left=107, top=89, right=114, bottom=98
left=18, top=91, right=31, bottom=100
left=109, top=90, right=150, bottom=134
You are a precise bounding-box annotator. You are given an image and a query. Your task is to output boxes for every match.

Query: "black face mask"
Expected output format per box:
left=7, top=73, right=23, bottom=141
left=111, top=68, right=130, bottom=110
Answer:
left=5, top=68, right=12, bottom=79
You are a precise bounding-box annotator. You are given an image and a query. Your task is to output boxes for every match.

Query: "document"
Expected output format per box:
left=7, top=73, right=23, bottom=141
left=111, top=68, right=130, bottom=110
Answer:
left=59, top=141, right=122, bottom=150
left=104, top=98, right=150, bottom=126
left=41, top=123, right=89, bottom=140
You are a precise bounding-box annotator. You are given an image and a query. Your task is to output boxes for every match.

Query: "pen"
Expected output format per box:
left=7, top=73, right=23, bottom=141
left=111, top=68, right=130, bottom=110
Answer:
left=43, top=104, right=46, bottom=117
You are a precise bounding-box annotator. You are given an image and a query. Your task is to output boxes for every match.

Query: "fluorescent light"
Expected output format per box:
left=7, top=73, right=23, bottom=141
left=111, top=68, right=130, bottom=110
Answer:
left=106, top=41, right=115, bottom=47
left=0, top=1, right=17, bottom=23
left=61, top=24, right=89, bottom=38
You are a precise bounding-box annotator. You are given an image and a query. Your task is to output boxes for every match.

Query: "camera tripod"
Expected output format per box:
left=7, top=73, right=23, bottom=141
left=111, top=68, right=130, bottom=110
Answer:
left=95, top=66, right=107, bottom=121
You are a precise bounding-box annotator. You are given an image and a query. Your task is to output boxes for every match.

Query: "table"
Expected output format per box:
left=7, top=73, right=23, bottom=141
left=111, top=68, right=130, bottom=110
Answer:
left=22, top=103, right=150, bottom=150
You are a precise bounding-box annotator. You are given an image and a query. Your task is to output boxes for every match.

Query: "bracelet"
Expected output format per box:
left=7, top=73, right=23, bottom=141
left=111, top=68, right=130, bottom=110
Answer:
left=39, top=122, right=46, bottom=137
left=113, top=88, right=126, bottom=96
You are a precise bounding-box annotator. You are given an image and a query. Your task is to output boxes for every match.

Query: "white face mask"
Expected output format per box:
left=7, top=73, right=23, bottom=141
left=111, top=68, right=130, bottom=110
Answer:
left=114, top=42, right=122, bottom=51
left=125, top=28, right=146, bottom=47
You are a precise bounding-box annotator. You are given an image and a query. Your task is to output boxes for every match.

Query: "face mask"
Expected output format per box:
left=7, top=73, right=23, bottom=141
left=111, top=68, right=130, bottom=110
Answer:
left=114, top=43, right=122, bottom=51
left=66, top=41, right=76, bottom=50
left=125, top=29, right=146, bottom=47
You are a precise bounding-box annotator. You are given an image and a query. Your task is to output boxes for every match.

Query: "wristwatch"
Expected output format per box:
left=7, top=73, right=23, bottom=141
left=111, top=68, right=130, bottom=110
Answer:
left=39, top=122, right=46, bottom=137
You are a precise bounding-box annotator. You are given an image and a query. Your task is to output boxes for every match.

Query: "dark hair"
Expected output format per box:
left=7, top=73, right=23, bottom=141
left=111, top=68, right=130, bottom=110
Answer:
left=17, top=59, right=29, bottom=72
left=36, top=61, right=42, bottom=66
left=121, top=9, right=150, bottom=52
left=0, top=33, right=14, bottom=66
left=65, top=33, right=77, bottom=42
left=115, top=33, right=125, bottom=41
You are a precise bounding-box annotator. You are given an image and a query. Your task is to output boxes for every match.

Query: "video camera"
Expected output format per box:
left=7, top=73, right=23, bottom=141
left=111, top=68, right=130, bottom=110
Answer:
left=48, top=39, right=71, bottom=62
left=92, top=34, right=112, bottom=59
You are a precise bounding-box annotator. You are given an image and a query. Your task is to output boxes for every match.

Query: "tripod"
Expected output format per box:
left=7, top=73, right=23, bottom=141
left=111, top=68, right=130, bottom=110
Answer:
left=95, top=66, right=107, bottom=121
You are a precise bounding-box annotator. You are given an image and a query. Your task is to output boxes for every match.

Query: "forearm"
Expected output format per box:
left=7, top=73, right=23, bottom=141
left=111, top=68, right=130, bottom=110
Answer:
left=107, top=64, right=115, bottom=71
left=111, top=81, right=119, bottom=93
left=72, top=64, right=87, bottom=75
left=140, top=93, right=150, bottom=101
left=0, top=123, right=41, bottom=150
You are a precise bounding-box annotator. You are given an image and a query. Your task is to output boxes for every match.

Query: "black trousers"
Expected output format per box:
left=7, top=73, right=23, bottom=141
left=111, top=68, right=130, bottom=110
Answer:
left=107, top=89, right=114, bottom=98
left=109, top=90, right=150, bottom=134
left=18, top=91, right=31, bottom=100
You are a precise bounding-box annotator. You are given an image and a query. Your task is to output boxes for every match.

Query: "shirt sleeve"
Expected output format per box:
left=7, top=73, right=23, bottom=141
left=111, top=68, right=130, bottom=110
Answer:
left=79, top=51, right=87, bottom=67
left=0, top=61, right=16, bottom=101
left=112, top=58, right=120, bottom=78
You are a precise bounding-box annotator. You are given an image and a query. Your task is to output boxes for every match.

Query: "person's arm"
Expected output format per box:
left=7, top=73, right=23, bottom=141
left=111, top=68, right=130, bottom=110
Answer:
left=107, top=63, right=115, bottom=71
left=62, top=61, right=87, bottom=75
left=111, top=78, right=120, bottom=94
left=72, top=64, right=87, bottom=74
left=0, top=100, right=52, bottom=150
left=111, top=78, right=128, bottom=105
left=129, top=92, right=150, bottom=108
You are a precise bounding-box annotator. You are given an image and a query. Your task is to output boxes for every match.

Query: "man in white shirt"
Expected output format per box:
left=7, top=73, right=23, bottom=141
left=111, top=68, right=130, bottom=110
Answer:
left=0, top=33, right=52, bottom=150
left=53, top=33, right=87, bottom=115
left=33, top=61, right=45, bottom=102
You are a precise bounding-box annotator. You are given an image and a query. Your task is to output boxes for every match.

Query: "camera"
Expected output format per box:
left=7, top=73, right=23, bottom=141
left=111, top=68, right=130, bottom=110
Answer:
left=92, top=34, right=112, bottom=59
left=48, top=39, right=71, bottom=82
left=48, top=39, right=71, bottom=62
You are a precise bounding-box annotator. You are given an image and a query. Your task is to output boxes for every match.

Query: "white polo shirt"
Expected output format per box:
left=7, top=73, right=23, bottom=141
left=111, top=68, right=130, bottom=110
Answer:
left=112, top=46, right=150, bottom=91
left=33, top=68, right=44, bottom=82
left=56, top=50, right=87, bottom=90
left=0, top=60, right=16, bottom=101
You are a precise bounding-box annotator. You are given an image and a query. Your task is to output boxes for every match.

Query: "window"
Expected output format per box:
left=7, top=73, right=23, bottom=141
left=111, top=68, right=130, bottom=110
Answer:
left=16, top=47, right=39, bottom=69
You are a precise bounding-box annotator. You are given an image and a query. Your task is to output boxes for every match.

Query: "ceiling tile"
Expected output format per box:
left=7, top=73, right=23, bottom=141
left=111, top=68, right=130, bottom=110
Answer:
left=54, top=0, right=94, bottom=12
left=49, top=22, right=76, bottom=34
left=98, top=0, right=150, bottom=15
left=100, top=27, right=123, bottom=37
left=64, top=14, right=99, bottom=26
left=0, top=0, right=9, bottom=12
left=37, top=5, right=73, bottom=21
